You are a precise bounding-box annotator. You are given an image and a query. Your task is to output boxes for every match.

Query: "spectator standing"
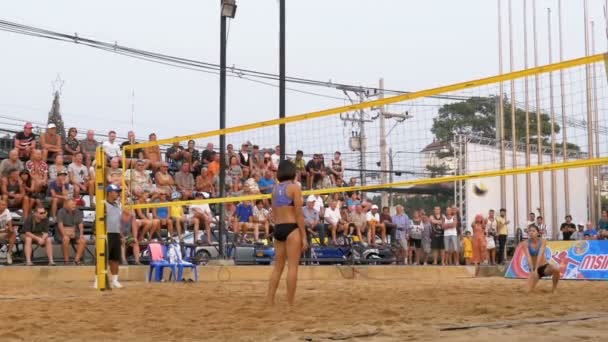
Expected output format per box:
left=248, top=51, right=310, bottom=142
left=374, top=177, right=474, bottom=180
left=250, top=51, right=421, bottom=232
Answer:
left=573, top=223, right=586, bottom=240
left=23, top=204, right=55, bottom=266
left=485, top=209, right=497, bottom=265
left=80, top=130, right=99, bottom=168
left=63, top=127, right=81, bottom=163
left=421, top=211, right=432, bottom=264
left=442, top=207, right=459, bottom=265
left=55, top=199, right=87, bottom=264
left=462, top=231, right=473, bottom=265
left=599, top=210, right=608, bottom=240
left=102, top=131, right=122, bottom=163
left=430, top=206, right=445, bottom=265
left=392, top=205, right=410, bottom=265
left=408, top=210, right=424, bottom=265
left=560, top=215, right=576, bottom=241
left=104, top=184, right=124, bottom=288
left=471, top=214, right=487, bottom=277
left=0, top=149, right=24, bottom=178
left=535, top=216, right=548, bottom=239
left=496, top=208, right=510, bottom=264
left=303, top=195, right=324, bottom=245
left=0, top=199, right=17, bottom=264
left=524, top=212, right=536, bottom=241
left=14, top=122, right=37, bottom=162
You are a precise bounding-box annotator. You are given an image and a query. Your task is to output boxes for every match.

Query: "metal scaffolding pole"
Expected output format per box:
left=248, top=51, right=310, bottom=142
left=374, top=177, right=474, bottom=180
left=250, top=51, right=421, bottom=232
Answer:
left=498, top=0, right=507, bottom=210
left=547, top=7, right=558, bottom=240
left=533, top=0, right=545, bottom=220
left=558, top=0, right=571, bottom=216
left=508, top=0, right=520, bottom=231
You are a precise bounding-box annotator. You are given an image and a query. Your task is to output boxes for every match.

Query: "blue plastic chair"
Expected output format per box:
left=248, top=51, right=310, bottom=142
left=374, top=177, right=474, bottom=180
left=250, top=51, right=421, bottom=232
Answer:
left=168, top=242, right=198, bottom=282
left=147, top=243, right=177, bottom=282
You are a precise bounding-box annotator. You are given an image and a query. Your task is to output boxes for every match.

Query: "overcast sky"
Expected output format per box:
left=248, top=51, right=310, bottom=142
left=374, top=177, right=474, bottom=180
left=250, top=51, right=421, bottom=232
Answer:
left=0, top=0, right=606, bottom=146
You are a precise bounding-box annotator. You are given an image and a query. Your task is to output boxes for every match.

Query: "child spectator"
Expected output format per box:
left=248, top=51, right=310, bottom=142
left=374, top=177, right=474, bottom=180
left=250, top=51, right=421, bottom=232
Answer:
left=462, top=230, right=473, bottom=265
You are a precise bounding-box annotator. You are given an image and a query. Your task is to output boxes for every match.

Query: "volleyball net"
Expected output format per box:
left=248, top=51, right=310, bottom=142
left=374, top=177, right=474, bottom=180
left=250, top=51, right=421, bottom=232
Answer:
left=119, top=52, right=607, bottom=234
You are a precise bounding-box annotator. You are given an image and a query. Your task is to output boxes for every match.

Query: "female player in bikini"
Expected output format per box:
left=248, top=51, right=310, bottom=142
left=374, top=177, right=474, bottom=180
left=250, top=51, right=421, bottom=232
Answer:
left=266, top=160, right=308, bottom=306
left=523, top=225, right=560, bottom=293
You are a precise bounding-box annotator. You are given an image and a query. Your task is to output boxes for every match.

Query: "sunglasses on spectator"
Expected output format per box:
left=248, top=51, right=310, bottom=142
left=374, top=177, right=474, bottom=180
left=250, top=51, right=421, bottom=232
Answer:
left=37, top=210, right=47, bottom=216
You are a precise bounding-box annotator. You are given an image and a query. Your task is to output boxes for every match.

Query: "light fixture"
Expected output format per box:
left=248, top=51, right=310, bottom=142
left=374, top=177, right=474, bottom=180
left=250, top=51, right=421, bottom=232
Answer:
left=221, top=0, right=237, bottom=18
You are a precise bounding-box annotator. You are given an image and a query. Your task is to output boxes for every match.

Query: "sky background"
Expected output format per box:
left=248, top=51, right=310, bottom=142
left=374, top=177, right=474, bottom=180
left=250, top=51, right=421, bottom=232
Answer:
left=0, top=0, right=606, bottom=178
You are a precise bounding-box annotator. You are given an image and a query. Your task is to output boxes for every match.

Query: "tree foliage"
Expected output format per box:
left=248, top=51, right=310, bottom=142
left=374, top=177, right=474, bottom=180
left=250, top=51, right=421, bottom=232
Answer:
left=430, top=96, right=574, bottom=150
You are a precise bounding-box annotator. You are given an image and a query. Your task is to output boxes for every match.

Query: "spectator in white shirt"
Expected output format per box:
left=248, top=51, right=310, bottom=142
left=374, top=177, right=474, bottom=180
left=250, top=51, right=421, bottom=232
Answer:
left=102, top=130, right=122, bottom=162
left=189, top=192, right=214, bottom=244
left=270, top=145, right=281, bottom=171
left=366, top=204, right=386, bottom=245
left=324, top=200, right=343, bottom=245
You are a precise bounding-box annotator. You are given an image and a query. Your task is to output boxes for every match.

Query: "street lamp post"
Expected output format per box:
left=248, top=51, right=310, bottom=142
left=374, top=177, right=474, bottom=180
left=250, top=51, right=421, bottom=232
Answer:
left=218, top=0, right=236, bottom=258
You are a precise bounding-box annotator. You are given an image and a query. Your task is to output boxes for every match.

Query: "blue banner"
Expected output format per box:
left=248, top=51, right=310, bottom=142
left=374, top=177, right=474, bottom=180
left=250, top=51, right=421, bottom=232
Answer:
left=505, top=240, right=608, bottom=280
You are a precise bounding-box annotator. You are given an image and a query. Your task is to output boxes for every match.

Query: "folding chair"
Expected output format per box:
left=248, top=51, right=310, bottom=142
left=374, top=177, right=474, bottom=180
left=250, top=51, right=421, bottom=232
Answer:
left=147, top=243, right=176, bottom=282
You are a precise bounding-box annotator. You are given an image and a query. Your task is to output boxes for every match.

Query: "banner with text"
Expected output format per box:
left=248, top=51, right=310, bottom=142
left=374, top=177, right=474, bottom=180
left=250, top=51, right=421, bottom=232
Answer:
left=505, top=240, right=608, bottom=280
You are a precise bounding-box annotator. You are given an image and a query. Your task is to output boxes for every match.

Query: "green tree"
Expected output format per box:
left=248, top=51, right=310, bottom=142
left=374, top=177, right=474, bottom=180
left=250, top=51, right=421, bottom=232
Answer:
left=431, top=96, right=578, bottom=150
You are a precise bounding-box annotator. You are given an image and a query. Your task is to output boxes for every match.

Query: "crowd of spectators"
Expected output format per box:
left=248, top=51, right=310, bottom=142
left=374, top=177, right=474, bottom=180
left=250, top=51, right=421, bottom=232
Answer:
left=1, top=121, right=607, bottom=267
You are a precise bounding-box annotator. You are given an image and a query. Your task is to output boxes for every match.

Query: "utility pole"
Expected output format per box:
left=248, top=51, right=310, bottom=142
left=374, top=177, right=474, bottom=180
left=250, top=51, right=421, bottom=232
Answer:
left=279, top=0, right=286, bottom=160
left=340, top=87, right=372, bottom=186
left=379, top=78, right=389, bottom=208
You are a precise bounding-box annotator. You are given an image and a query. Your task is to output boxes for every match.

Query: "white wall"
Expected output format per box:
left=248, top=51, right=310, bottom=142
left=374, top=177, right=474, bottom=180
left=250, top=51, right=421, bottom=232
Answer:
left=464, top=142, right=589, bottom=238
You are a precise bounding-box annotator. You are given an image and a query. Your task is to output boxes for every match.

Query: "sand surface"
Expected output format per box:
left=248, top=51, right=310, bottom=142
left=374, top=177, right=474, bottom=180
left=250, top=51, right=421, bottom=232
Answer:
left=1, top=274, right=607, bottom=341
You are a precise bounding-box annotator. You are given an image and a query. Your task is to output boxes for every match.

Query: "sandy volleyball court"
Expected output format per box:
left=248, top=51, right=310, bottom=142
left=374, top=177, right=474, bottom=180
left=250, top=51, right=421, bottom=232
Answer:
left=1, top=269, right=607, bottom=342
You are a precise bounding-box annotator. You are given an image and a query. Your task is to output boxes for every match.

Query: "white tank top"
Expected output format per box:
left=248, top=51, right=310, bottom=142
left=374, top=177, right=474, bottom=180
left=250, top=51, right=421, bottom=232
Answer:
left=486, top=218, right=497, bottom=235
left=410, top=220, right=423, bottom=239
left=443, top=215, right=457, bottom=236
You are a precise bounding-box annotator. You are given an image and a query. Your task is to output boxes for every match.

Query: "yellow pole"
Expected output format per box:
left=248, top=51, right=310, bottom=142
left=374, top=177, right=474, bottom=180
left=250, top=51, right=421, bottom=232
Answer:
left=95, top=147, right=108, bottom=291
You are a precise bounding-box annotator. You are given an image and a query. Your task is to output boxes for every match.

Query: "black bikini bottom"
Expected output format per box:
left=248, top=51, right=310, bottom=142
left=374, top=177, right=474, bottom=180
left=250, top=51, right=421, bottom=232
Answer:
left=274, top=223, right=298, bottom=242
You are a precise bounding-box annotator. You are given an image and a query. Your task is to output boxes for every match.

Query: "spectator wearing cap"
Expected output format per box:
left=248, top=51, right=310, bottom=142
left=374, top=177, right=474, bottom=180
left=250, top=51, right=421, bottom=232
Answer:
left=102, top=130, right=122, bottom=163
left=121, top=131, right=146, bottom=168
left=155, top=162, right=175, bottom=195
left=55, top=199, right=87, bottom=265
left=0, top=149, right=24, bottom=179
left=306, top=154, right=323, bottom=190
left=23, top=204, right=55, bottom=266
left=49, top=171, right=70, bottom=219
left=14, top=122, right=37, bottom=162
left=63, top=127, right=81, bottom=163
left=125, top=159, right=153, bottom=197
left=238, top=142, right=250, bottom=169
left=366, top=204, right=387, bottom=245
left=175, top=162, right=195, bottom=200
left=104, top=184, right=124, bottom=288
left=560, top=215, right=576, bottom=241
left=143, top=133, right=162, bottom=171
left=25, top=149, right=48, bottom=198
left=329, top=151, right=344, bottom=185
left=574, top=222, right=586, bottom=240
left=40, top=123, right=63, bottom=163
left=303, top=195, right=325, bottom=246
left=80, top=129, right=99, bottom=168
left=68, top=152, right=92, bottom=200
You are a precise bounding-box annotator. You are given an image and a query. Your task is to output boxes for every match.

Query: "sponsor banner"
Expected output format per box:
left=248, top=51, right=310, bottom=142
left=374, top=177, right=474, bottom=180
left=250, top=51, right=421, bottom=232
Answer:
left=505, top=240, right=608, bottom=280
